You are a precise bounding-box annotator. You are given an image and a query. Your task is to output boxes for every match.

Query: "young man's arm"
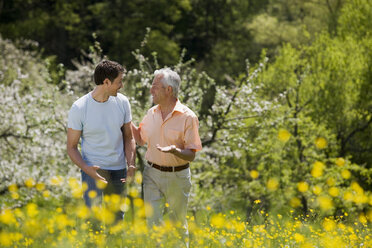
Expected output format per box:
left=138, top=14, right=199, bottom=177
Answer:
left=67, top=128, right=107, bottom=183
left=122, top=122, right=136, bottom=182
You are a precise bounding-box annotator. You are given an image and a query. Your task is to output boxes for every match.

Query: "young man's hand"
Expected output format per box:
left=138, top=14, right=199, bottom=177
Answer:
left=125, top=165, right=136, bottom=183
left=83, top=165, right=108, bottom=183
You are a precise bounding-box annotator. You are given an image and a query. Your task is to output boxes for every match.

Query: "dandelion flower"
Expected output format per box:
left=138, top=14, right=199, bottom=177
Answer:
left=267, top=178, right=279, bottom=191
left=135, top=172, right=142, bottom=184
left=250, top=170, right=259, bottom=179
left=322, top=218, right=336, bottom=231
left=290, top=197, right=301, bottom=208
left=335, top=157, right=345, bottom=167
left=8, top=184, right=18, bottom=192
left=359, top=213, right=367, bottom=224
left=297, top=182, right=309, bottom=192
left=317, top=196, right=333, bottom=211
left=25, top=178, right=35, bottom=188
left=315, top=137, right=327, bottom=149
left=211, top=214, right=225, bottom=228
left=294, top=233, right=305, bottom=243
left=326, top=178, right=335, bottom=186
left=88, top=190, right=97, bottom=199
left=341, top=169, right=351, bottom=179
left=328, top=187, right=339, bottom=197
left=312, top=185, right=322, bottom=195
left=311, top=161, right=325, bottom=178
left=278, top=129, right=291, bottom=142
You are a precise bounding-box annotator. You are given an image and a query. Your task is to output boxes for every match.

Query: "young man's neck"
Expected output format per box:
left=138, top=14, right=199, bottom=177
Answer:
left=92, top=86, right=110, bottom=103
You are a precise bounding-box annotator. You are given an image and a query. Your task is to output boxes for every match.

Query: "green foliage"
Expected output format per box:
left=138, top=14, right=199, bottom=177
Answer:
left=0, top=35, right=77, bottom=204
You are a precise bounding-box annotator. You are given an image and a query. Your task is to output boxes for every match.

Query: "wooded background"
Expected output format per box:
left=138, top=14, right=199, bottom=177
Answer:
left=0, top=0, right=371, bottom=219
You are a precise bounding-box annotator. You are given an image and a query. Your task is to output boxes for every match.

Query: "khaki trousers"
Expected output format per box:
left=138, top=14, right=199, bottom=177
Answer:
left=143, top=164, right=192, bottom=241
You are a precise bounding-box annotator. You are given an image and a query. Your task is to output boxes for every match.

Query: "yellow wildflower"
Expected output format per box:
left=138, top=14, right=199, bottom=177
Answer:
left=88, top=190, right=97, bottom=199
left=322, top=218, right=336, bottom=231
left=335, top=157, right=345, bottom=167
left=250, top=170, right=259, bottom=179
left=278, top=129, right=291, bottom=142
left=128, top=186, right=139, bottom=198
left=343, top=191, right=353, bottom=201
left=121, top=197, right=131, bottom=213
left=311, top=161, right=325, bottom=178
left=26, top=203, right=39, bottom=218
left=328, top=187, right=339, bottom=197
left=211, top=214, right=225, bottom=228
left=135, top=172, right=143, bottom=184
left=42, top=190, right=50, bottom=198
left=10, top=192, right=19, bottom=200
left=267, top=178, right=279, bottom=191
left=341, top=169, right=351, bottom=179
left=312, top=185, right=322, bottom=195
left=350, top=182, right=363, bottom=194
left=134, top=198, right=144, bottom=208
left=317, top=196, right=333, bottom=211
left=35, top=182, right=45, bottom=191
left=290, top=197, right=301, bottom=208
left=366, top=209, right=372, bottom=222
left=315, top=137, right=327, bottom=149
left=76, top=205, right=90, bottom=219
left=8, top=184, right=18, bottom=192
left=0, top=209, right=16, bottom=225
left=25, top=178, right=35, bottom=188
left=49, top=176, right=63, bottom=186
left=297, top=182, right=309, bottom=192
left=294, top=233, right=305, bottom=243
left=96, top=180, right=107, bottom=189
left=326, top=178, right=335, bottom=186
left=0, top=231, right=12, bottom=246
left=359, top=213, right=367, bottom=224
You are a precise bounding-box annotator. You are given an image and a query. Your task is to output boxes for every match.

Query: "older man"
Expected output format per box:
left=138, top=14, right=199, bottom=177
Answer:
left=131, top=68, right=202, bottom=243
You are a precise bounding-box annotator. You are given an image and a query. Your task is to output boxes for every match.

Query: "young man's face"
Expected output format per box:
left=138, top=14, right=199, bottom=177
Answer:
left=108, top=72, right=123, bottom=96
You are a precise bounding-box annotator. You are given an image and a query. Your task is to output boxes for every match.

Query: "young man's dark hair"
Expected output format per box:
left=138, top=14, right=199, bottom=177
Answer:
left=94, top=60, right=125, bottom=85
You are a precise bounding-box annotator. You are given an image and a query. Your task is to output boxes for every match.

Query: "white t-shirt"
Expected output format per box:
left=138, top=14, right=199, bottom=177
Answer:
left=68, top=92, right=132, bottom=170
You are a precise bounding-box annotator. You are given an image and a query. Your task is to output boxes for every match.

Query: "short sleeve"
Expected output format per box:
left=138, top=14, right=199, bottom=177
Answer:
left=67, top=104, right=83, bottom=131
left=139, top=112, right=150, bottom=143
left=123, top=98, right=132, bottom=124
left=184, top=115, right=202, bottom=152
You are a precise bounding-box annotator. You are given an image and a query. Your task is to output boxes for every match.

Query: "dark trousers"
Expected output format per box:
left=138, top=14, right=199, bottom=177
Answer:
left=81, top=168, right=126, bottom=222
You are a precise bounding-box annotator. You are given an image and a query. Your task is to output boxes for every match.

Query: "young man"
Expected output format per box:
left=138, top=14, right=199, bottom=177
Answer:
left=67, top=60, right=136, bottom=221
left=131, top=68, right=202, bottom=244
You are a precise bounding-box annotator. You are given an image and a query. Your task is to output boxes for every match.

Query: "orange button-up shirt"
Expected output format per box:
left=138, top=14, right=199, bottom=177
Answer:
left=139, top=100, right=202, bottom=166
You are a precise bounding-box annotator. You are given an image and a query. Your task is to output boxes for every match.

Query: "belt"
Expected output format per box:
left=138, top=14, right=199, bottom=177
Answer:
left=148, top=161, right=189, bottom=172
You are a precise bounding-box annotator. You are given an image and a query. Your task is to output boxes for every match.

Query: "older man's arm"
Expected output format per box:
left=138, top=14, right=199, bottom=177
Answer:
left=131, top=122, right=145, bottom=146
left=156, top=144, right=196, bottom=161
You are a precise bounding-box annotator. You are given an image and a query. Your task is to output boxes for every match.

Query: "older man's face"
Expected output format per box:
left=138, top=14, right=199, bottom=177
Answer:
left=150, top=74, right=167, bottom=104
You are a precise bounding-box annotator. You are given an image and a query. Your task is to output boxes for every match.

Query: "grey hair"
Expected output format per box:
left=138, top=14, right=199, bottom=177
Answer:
left=154, top=68, right=181, bottom=98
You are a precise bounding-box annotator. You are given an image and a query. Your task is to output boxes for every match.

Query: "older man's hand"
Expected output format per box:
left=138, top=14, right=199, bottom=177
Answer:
left=156, top=144, right=178, bottom=153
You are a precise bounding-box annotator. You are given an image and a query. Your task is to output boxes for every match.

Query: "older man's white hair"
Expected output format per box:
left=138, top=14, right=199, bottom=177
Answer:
left=154, top=68, right=181, bottom=98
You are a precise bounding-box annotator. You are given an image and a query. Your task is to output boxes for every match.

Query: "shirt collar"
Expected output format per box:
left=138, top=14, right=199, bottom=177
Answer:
left=154, top=99, right=186, bottom=114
